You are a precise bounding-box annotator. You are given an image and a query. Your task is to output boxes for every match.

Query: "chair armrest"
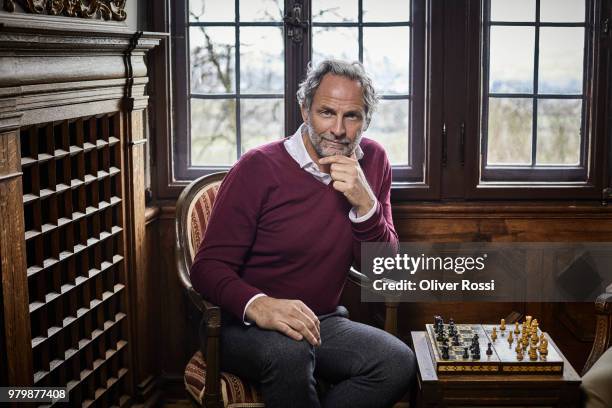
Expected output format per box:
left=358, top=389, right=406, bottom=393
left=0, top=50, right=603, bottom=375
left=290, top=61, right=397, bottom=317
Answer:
left=582, top=291, right=612, bottom=375
left=348, top=266, right=371, bottom=288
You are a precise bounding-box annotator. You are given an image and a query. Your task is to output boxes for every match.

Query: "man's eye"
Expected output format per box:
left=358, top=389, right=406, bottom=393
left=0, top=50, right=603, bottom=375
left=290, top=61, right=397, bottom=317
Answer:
left=320, top=111, right=332, bottom=117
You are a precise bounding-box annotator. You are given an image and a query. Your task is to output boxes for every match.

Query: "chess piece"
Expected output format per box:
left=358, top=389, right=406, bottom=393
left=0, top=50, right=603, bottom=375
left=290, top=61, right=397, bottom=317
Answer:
left=514, top=321, right=520, bottom=335
left=539, top=338, right=549, bottom=358
left=452, top=334, right=460, bottom=346
left=526, top=315, right=532, bottom=327
left=529, top=345, right=538, bottom=361
left=507, top=331, right=513, bottom=344
left=486, top=342, right=493, bottom=356
left=442, top=345, right=450, bottom=360
left=491, top=327, right=498, bottom=341
left=500, top=318, right=506, bottom=331
left=472, top=348, right=480, bottom=360
left=516, top=348, right=524, bottom=361
left=531, top=331, right=539, bottom=346
left=522, top=333, right=529, bottom=347
left=515, top=342, right=522, bottom=353
left=463, top=347, right=469, bottom=359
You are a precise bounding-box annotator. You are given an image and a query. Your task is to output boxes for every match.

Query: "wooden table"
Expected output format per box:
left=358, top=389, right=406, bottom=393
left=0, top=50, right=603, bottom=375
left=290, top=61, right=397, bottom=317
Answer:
left=411, top=331, right=581, bottom=407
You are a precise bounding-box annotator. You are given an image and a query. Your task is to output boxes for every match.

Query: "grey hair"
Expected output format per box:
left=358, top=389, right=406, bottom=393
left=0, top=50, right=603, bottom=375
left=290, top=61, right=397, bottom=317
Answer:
left=296, top=59, right=378, bottom=129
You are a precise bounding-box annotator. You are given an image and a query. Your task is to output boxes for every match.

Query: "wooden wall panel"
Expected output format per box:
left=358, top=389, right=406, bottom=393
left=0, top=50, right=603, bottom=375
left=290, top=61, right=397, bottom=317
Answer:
left=0, top=128, right=33, bottom=386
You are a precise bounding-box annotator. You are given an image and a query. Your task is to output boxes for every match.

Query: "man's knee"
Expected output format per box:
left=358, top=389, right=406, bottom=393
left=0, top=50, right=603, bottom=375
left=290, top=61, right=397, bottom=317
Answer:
left=261, top=336, right=316, bottom=383
left=372, top=336, right=417, bottom=395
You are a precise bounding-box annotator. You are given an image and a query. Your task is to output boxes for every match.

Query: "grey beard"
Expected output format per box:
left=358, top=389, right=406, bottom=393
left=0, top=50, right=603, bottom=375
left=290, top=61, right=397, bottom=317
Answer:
left=304, top=119, right=362, bottom=158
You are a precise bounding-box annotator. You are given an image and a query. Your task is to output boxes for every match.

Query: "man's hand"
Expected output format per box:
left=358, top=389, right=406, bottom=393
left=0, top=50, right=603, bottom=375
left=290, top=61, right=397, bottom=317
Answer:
left=245, top=296, right=321, bottom=346
left=319, top=154, right=376, bottom=217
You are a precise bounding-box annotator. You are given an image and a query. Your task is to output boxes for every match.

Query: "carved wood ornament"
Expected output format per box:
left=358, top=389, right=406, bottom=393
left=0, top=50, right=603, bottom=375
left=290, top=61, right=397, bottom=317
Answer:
left=3, top=0, right=127, bottom=21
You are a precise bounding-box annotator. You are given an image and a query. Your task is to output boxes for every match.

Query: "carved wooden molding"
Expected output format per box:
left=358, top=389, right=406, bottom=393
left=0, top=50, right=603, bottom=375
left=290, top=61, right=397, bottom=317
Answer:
left=3, top=0, right=126, bottom=21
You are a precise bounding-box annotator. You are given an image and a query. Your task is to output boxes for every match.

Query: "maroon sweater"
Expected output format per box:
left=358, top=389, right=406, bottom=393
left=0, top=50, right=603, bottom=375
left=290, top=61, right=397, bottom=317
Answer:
left=190, top=138, right=398, bottom=320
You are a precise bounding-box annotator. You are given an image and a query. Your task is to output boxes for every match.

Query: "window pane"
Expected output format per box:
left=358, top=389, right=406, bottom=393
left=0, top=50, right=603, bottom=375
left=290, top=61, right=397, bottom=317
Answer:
left=191, top=99, right=237, bottom=165
left=365, top=99, right=409, bottom=166
left=540, top=0, right=585, bottom=22
left=190, top=27, right=235, bottom=93
left=489, top=27, right=534, bottom=94
left=536, top=99, right=581, bottom=165
left=312, top=0, right=358, bottom=22
left=538, top=28, right=584, bottom=94
left=312, top=27, right=359, bottom=65
left=240, top=27, right=284, bottom=93
left=363, top=27, right=410, bottom=94
left=487, top=98, right=533, bottom=165
left=241, top=99, right=285, bottom=153
left=240, top=0, right=283, bottom=22
left=189, top=0, right=234, bottom=22
left=490, top=0, right=535, bottom=22
left=363, top=0, right=410, bottom=22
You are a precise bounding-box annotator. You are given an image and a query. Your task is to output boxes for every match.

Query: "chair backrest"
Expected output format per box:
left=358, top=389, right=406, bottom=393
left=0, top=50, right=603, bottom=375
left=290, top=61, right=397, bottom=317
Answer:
left=175, top=172, right=227, bottom=292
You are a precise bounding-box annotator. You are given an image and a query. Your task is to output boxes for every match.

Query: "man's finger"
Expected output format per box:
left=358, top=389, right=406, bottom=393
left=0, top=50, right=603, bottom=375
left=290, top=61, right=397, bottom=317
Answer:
left=332, top=180, right=349, bottom=193
left=319, top=155, right=353, bottom=165
left=329, top=169, right=350, bottom=183
left=296, top=308, right=320, bottom=340
left=297, top=302, right=319, bottom=325
left=288, top=319, right=319, bottom=346
left=277, top=322, right=303, bottom=341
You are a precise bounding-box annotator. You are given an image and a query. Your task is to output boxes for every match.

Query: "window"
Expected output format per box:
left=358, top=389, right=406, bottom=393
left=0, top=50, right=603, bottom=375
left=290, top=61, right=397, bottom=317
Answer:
left=482, top=0, right=589, bottom=182
left=167, top=0, right=611, bottom=200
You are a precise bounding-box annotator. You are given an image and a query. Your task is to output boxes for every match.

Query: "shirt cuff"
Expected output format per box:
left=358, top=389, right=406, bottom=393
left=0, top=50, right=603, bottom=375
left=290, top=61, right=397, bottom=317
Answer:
left=242, top=293, right=267, bottom=325
left=349, top=200, right=378, bottom=223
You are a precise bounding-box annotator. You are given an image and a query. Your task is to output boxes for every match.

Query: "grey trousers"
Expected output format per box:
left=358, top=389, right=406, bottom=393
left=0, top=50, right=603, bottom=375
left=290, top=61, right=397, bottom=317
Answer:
left=214, top=307, right=416, bottom=408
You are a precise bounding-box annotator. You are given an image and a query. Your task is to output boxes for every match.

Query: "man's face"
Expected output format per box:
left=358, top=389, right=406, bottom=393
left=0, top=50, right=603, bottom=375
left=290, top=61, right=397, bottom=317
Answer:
left=301, top=74, right=366, bottom=158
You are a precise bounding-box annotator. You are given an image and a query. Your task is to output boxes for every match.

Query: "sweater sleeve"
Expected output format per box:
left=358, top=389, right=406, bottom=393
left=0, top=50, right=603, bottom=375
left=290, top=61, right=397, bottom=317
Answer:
left=189, top=150, right=269, bottom=320
left=351, top=150, right=399, bottom=269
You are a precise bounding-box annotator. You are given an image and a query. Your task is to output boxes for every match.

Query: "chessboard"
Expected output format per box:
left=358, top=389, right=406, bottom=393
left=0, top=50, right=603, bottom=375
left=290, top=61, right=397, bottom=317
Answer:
left=425, top=316, right=564, bottom=375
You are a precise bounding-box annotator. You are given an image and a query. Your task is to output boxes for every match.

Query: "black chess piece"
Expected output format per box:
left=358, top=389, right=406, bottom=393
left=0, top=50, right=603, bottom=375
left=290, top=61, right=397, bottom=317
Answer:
left=486, top=342, right=493, bottom=356
left=452, top=334, right=460, bottom=346
left=436, top=331, right=445, bottom=342
left=472, top=347, right=480, bottom=359
left=441, top=345, right=450, bottom=360
left=463, top=347, right=469, bottom=359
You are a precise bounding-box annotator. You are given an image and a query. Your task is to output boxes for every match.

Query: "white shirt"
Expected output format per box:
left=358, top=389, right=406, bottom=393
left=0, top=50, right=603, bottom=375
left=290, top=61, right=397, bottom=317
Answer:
left=242, top=124, right=378, bottom=323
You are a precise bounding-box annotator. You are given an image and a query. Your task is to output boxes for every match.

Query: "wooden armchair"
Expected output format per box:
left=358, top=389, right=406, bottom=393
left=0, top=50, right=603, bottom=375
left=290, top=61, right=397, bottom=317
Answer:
left=175, top=172, right=391, bottom=407
left=582, top=288, right=612, bottom=376
left=580, top=286, right=612, bottom=408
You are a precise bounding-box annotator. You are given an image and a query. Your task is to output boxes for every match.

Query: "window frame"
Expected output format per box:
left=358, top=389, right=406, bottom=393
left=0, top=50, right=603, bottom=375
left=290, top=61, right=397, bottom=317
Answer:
left=169, top=0, right=436, bottom=199
left=462, top=0, right=609, bottom=200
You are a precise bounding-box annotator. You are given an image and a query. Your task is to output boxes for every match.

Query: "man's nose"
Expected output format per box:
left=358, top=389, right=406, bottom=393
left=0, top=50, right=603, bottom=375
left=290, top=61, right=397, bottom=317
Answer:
left=330, top=116, right=345, bottom=138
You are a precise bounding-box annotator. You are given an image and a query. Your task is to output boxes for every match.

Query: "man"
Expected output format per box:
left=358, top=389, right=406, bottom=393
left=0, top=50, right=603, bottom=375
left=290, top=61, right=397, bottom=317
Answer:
left=190, top=59, right=416, bottom=407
